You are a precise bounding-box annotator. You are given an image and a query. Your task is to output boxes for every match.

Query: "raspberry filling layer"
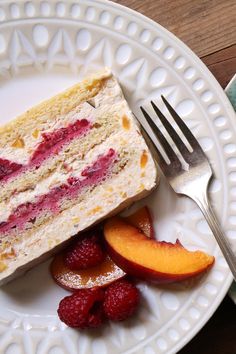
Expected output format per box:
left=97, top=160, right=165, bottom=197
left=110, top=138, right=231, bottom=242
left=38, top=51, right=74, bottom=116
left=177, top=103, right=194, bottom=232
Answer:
left=31, top=119, right=90, bottom=164
left=0, top=149, right=116, bottom=236
left=0, top=119, right=91, bottom=183
left=0, top=159, right=22, bottom=181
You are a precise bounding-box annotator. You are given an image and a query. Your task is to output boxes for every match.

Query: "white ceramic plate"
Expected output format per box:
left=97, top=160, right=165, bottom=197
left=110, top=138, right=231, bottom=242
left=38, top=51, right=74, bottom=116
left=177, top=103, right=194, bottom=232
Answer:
left=0, top=1, right=235, bottom=353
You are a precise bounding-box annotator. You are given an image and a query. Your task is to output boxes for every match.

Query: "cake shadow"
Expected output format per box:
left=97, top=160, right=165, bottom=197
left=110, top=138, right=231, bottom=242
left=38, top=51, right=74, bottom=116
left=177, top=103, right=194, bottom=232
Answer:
left=0, top=259, right=65, bottom=307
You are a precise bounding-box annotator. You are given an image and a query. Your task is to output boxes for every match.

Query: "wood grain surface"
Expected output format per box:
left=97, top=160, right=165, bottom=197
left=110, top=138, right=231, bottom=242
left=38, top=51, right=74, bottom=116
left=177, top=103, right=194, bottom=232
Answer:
left=110, top=1, right=236, bottom=353
left=112, top=0, right=236, bottom=87
left=202, top=44, right=236, bottom=88
left=112, top=0, right=235, bottom=57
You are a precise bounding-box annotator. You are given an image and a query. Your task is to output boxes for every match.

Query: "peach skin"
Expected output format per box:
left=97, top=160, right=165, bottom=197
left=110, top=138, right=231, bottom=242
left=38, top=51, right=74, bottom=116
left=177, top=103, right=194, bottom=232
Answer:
left=104, top=217, right=215, bottom=283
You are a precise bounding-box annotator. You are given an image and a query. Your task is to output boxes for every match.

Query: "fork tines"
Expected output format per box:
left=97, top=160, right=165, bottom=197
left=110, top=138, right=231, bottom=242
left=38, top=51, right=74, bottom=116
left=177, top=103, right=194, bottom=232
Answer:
left=140, top=96, right=206, bottom=167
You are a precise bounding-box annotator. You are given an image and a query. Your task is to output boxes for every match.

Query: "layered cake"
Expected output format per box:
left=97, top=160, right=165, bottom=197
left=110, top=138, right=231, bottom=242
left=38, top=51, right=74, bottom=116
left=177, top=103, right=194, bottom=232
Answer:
left=0, top=68, right=158, bottom=285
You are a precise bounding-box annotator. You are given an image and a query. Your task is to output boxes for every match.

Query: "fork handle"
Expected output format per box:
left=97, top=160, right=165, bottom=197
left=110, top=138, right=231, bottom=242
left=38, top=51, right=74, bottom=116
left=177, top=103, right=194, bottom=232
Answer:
left=195, top=193, right=236, bottom=280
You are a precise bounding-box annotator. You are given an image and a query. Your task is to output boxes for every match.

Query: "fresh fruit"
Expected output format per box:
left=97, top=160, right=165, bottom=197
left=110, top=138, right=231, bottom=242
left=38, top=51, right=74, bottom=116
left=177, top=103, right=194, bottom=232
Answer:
left=104, top=217, right=215, bottom=283
left=51, top=253, right=125, bottom=291
left=124, top=206, right=154, bottom=238
left=57, top=288, right=105, bottom=328
left=64, top=231, right=106, bottom=270
left=51, top=207, right=154, bottom=290
left=103, top=279, right=140, bottom=321
left=51, top=206, right=154, bottom=290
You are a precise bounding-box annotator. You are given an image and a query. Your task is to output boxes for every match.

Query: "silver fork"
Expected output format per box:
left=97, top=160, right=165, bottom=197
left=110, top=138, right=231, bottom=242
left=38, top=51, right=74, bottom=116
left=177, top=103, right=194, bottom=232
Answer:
left=139, top=96, right=236, bottom=280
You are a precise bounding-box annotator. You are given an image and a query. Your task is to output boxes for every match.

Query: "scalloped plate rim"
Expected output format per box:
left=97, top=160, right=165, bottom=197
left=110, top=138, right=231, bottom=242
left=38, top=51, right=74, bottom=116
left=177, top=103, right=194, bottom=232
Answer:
left=0, top=1, right=235, bottom=353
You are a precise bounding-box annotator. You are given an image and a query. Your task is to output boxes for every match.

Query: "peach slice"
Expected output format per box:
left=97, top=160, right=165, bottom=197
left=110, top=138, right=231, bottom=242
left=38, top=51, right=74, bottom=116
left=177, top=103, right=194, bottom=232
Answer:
left=50, top=253, right=125, bottom=291
left=50, top=206, right=153, bottom=291
left=104, top=217, right=215, bottom=283
left=124, top=206, right=154, bottom=238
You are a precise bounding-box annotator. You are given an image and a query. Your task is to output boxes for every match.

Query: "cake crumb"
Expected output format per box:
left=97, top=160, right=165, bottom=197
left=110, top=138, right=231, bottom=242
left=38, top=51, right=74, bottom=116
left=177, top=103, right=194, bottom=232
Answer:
left=120, top=192, right=127, bottom=198
left=122, top=115, right=130, bottom=130
left=48, top=239, right=54, bottom=248
left=1, top=248, right=16, bottom=259
left=86, top=79, right=101, bottom=91
left=138, top=183, right=145, bottom=192
left=0, top=262, right=7, bottom=272
left=87, top=206, right=102, bottom=216
left=72, top=217, right=80, bottom=224
left=11, top=137, right=25, bottom=148
left=32, top=129, right=40, bottom=138
left=140, top=150, right=148, bottom=168
left=63, top=163, right=73, bottom=172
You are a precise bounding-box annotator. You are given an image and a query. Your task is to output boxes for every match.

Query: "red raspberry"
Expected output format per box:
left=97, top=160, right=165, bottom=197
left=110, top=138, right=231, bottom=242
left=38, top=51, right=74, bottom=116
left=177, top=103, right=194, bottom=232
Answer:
left=57, top=288, right=105, bottom=328
left=64, top=231, right=105, bottom=270
left=103, top=279, right=140, bottom=321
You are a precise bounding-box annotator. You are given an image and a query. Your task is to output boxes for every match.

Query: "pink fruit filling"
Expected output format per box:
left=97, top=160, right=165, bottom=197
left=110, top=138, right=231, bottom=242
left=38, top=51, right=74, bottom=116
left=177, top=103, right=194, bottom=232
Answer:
left=0, top=119, right=91, bottom=183
left=0, top=149, right=116, bottom=236
left=31, top=119, right=90, bottom=165
left=0, top=159, right=22, bottom=182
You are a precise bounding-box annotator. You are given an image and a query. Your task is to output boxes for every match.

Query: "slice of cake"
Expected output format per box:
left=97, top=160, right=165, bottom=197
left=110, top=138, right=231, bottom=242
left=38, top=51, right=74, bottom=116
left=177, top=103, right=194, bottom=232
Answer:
left=0, top=68, right=158, bottom=285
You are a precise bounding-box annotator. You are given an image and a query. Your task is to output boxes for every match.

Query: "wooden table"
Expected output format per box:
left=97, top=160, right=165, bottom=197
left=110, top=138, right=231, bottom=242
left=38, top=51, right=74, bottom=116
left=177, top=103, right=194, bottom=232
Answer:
left=112, top=1, right=236, bottom=353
